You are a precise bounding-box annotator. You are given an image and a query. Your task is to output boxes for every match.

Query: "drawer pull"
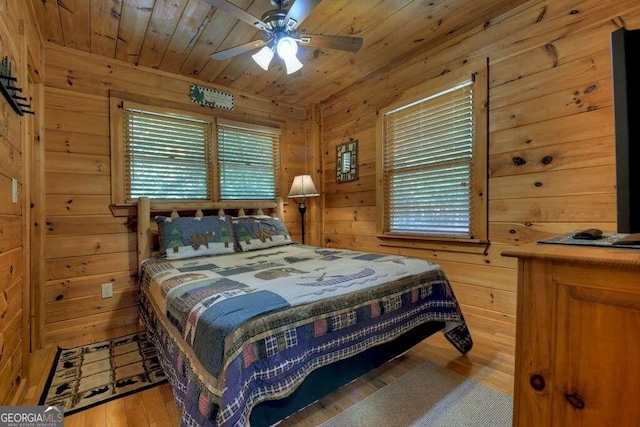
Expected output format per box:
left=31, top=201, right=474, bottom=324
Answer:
left=565, top=392, right=585, bottom=409
left=529, top=374, right=545, bottom=391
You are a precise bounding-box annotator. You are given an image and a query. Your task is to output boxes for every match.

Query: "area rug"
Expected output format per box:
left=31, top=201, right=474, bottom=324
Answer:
left=38, top=331, right=166, bottom=415
left=320, top=360, right=512, bottom=427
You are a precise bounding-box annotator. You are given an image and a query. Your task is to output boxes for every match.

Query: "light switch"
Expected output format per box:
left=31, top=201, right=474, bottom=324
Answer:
left=12, top=178, right=17, bottom=204
left=101, top=282, right=113, bottom=299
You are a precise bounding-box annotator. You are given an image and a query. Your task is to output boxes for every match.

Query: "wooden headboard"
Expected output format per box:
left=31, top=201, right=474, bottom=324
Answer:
left=136, top=197, right=284, bottom=268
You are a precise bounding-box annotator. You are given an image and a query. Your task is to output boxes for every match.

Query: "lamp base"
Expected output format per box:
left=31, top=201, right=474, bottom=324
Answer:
left=298, top=200, right=307, bottom=244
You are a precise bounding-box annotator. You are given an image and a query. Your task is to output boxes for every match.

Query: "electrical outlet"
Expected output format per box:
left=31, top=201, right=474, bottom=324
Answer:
left=101, top=282, right=113, bottom=299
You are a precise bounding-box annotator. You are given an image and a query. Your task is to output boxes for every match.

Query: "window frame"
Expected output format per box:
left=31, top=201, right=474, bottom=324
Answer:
left=110, top=96, right=285, bottom=213
left=375, top=61, right=488, bottom=249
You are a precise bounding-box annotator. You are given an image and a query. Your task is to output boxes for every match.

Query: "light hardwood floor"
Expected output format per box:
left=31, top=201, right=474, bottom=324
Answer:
left=25, top=324, right=513, bottom=426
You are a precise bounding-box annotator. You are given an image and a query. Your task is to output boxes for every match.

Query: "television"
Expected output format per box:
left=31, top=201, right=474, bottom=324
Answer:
left=611, top=27, right=640, bottom=235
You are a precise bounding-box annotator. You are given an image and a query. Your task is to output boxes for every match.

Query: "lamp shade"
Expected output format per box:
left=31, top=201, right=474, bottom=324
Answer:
left=288, top=175, right=319, bottom=198
left=282, top=54, right=303, bottom=74
left=276, top=37, right=297, bottom=58
left=251, top=46, right=274, bottom=71
left=277, top=37, right=303, bottom=74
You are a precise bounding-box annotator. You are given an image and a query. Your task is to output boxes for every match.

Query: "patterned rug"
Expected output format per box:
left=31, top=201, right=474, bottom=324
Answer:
left=38, top=331, right=166, bottom=416
left=320, top=360, right=512, bottom=427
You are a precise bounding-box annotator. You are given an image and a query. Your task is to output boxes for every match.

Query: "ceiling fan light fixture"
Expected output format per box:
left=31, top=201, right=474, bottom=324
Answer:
left=206, top=0, right=363, bottom=75
left=276, top=37, right=298, bottom=59
left=251, top=45, right=274, bottom=71
left=276, top=36, right=302, bottom=74
left=282, top=53, right=303, bottom=74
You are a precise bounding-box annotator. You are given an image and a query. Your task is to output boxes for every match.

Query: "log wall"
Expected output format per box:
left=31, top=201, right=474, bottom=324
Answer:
left=0, top=1, right=43, bottom=404
left=41, top=45, right=311, bottom=343
left=319, top=0, right=640, bottom=365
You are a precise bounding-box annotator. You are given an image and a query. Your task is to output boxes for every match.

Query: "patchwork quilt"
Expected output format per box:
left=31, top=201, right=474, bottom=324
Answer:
left=138, top=244, right=473, bottom=427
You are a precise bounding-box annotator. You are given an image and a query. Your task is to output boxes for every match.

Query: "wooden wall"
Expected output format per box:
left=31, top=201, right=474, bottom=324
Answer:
left=319, top=0, right=640, bottom=370
left=0, top=1, right=43, bottom=404
left=30, top=0, right=640, bottom=380
left=40, top=45, right=310, bottom=343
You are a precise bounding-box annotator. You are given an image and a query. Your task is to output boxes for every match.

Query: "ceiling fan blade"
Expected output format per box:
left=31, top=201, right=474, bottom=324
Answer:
left=202, top=0, right=269, bottom=31
left=299, top=34, right=364, bottom=52
left=284, top=0, right=322, bottom=30
left=210, top=39, right=267, bottom=60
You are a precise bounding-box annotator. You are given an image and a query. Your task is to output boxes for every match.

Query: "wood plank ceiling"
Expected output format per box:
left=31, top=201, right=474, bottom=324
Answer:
left=31, top=0, right=528, bottom=105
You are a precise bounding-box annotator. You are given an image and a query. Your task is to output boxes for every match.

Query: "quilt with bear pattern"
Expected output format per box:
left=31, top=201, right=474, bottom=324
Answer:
left=138, top=244, right=473, bottom=427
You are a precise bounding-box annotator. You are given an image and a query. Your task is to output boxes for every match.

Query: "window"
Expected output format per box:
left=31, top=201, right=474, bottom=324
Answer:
left=377, top=64, right=488, bottom=243
left=215, top=119, right=281, bottom=200
left=124, top=107, right=212, bottom=200
left=110, top=99, right=214, bottom=203
left=110, top=98, right=283, bottom=207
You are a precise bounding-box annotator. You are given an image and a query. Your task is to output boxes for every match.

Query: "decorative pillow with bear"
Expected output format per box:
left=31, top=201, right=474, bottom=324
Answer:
left=232, top=216, right=293, bottom=251
left=156, top=215, right=235, bottom=260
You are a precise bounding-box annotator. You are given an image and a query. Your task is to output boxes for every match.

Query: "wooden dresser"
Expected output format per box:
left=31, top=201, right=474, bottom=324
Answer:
left=502, top=242, right=640, bottom=427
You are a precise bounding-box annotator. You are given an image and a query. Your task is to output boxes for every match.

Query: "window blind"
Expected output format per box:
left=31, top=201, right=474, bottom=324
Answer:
left=216, top=122, right=280, bottom=200
left=123, top=108, right=212, bottom=200
left=383, top=81, right=473, bottom=236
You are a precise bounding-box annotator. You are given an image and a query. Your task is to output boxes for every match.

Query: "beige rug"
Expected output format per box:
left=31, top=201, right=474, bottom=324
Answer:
left=321, top=360, right=512, bottom=427
left=39, top=332, right=166, bottom=415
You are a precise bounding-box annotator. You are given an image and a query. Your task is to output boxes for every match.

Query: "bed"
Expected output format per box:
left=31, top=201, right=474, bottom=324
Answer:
left=135, top=197, right=473, bottom=427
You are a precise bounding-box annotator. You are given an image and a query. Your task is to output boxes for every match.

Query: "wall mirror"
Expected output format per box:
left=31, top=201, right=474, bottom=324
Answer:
left=336, top=139, right=358, bottom=183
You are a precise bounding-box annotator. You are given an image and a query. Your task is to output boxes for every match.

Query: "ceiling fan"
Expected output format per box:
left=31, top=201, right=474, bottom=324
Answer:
left=203, top=0, right=364, bottom=74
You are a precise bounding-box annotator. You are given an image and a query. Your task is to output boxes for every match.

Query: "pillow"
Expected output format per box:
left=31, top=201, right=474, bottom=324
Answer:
left=156, top=215, right=235, bottom=260
left=232, top=216, right=293, bottom=251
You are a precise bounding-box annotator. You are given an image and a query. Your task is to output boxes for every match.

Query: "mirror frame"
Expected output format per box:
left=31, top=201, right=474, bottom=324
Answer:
left=336, top=139, right=358, bottom=183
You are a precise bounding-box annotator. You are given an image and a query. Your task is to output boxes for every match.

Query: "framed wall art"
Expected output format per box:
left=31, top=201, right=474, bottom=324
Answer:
left=336, top=139, right=358, bottom=183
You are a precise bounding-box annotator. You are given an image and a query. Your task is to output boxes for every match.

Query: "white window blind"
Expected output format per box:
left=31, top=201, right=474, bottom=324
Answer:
left=383, top=81, right=474, bottom=236
left=123, top=108, right=212, bottom=200
left=216, top=121, right=281, bottom=200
